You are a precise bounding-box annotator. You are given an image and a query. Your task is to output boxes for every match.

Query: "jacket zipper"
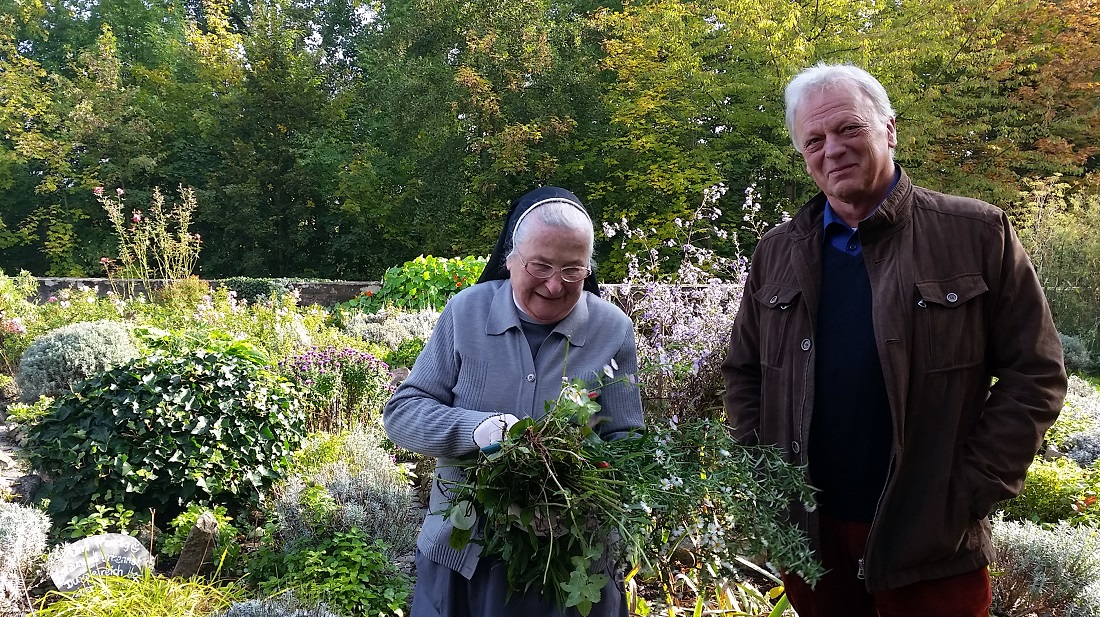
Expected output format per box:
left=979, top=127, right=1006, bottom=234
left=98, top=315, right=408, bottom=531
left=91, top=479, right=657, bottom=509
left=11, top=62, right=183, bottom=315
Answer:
left=860, top=453, right=897, bottom=584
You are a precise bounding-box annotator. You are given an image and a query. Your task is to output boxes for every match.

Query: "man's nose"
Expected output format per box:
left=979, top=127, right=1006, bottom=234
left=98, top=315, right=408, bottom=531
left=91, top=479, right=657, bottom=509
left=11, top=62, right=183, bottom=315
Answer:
left=824, top=135, right=845, bottom=157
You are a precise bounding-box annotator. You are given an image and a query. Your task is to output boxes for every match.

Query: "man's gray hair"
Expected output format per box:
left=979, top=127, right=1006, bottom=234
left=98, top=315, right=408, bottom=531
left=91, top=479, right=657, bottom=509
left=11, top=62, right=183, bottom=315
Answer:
left=507, top=199, right=595, bottom=267
left=784, top=62, right=896, bottom=153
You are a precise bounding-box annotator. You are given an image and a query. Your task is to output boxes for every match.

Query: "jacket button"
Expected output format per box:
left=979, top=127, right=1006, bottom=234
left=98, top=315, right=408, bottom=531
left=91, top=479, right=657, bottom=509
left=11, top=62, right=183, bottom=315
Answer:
left=769, top=295, right=779, bottom=304
left=791, top=441, right=801, bottom=454
left=946, top=292, right=959, bottom=303
left=917, top=298, right=927, bottom=308
left=800, top=339, right=811, bottom=351
left=526, top=373, right=535, bottom=382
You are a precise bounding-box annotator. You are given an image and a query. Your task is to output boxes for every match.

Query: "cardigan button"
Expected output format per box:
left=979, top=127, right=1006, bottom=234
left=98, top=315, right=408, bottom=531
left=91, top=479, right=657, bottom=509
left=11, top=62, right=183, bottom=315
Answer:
left=800, top=339, right=811, bottom=351
left=526, top=373, right=535, bottom=383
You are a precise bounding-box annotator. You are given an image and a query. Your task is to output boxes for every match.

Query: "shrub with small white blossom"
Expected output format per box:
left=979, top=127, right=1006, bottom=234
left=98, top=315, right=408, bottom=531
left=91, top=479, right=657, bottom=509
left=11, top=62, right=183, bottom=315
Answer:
left=344, top=308, right=439, bottom=350
left=991, top=518, right=1100, bottom=617
left=15, top=320, right=138, bottom=402
left=0, top=502, right=51, bottom=614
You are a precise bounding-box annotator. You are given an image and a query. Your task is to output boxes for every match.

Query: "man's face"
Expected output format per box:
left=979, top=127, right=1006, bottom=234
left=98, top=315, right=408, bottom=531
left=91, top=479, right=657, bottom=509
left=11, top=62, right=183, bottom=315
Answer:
left=794, top=86, right=897, bottom=216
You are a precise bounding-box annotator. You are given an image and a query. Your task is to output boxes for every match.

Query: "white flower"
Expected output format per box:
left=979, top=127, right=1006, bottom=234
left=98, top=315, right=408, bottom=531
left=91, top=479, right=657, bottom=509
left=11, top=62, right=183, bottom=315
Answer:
left=602, top=364, right=615, bottom=379
left=610, top=358, right=618, bottom=370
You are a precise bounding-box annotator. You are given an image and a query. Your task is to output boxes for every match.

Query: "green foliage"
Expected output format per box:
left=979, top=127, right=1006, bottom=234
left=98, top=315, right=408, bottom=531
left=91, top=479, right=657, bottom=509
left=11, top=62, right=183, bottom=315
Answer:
left=1062, top=333, right=1096, bottom=374
left=342, top=255, right=486, bottom=314
left=15, top=319, right=138, bottom=402
left=383, top=337, right=425, bottom=370
left=162, top=504, right=242, bottom=574
left=63, top=504, right=139, bottom=539
left=991, top=518, right=1100, bottom=617
left=1000, top=458, right=1100, bottom=527
left=34, top=570, right=248, bottom=617
left=278, top=346, right=392, bottom=433
left=249, top=528, right=411, bottom=617
left=1014, top=178, right=1100, bottom=356
left=27, top=338, right=306, bottom=525
left=152, top=276, right=211, bottom=311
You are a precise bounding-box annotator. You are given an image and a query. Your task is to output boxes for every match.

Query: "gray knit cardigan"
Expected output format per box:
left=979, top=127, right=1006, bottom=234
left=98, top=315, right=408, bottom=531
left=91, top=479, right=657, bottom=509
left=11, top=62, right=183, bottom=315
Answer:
left=383, top=279, right=644, bottom=578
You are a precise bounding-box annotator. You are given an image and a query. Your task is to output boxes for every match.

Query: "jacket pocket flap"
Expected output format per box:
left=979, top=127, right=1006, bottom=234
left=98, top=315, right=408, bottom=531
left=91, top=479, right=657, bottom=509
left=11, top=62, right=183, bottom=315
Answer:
left=915, top=274, right=988, bottom=308
left=753, top=284, right=801, bottom=309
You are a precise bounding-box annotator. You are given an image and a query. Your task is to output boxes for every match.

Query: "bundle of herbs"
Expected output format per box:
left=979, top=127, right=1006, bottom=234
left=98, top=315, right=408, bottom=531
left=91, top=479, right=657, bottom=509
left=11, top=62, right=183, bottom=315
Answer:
left=443, top=373, right=822, bottom=616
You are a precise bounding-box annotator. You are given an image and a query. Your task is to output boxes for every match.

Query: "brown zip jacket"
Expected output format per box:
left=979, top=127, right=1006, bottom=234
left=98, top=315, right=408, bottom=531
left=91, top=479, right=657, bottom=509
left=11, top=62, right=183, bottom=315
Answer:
left=722, top=166, right=1067, bottom=591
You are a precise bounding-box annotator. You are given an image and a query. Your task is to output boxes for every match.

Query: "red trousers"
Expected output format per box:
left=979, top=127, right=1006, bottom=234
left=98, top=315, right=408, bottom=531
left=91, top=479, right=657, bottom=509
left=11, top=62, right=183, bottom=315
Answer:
left=781, top=517, right=991, bottom=617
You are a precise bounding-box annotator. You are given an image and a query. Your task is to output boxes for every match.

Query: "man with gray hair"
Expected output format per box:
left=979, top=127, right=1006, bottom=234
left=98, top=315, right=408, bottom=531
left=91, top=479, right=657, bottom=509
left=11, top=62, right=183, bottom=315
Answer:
left=722, top=62, right=1067, bottom=615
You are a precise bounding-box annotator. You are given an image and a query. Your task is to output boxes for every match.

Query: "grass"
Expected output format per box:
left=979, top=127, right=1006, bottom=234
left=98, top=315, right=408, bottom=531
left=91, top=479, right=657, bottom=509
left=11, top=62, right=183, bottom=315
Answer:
left=34, top=570, right=248, bottom=617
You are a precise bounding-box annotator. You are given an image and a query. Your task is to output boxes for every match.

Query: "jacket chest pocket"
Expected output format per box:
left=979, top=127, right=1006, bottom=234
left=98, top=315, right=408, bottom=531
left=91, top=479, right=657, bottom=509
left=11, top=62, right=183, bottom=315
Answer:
left=915, top=274, right=989, bottom=372
left=753, top=283, right=803, bottom=369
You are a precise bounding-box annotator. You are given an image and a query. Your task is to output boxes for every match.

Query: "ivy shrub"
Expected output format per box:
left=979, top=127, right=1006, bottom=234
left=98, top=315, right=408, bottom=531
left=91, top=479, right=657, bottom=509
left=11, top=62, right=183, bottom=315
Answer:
left=27, top=336, right=306, bottom=525
left=15, top=320, right=138, bottom=402
left=249, top=528, right=410, bottom=617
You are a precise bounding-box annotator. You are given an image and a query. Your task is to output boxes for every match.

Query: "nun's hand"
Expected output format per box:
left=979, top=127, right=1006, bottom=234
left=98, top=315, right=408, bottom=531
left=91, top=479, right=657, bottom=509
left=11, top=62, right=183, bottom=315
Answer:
left=473, top=413, right=520, bottom=450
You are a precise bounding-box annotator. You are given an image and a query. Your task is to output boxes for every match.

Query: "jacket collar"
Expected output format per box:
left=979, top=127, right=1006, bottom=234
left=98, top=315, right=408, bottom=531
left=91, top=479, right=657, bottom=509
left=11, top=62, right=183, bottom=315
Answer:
left=485, top=279, right=590, bottom=346
left=789, top=164, right=913, bottom=242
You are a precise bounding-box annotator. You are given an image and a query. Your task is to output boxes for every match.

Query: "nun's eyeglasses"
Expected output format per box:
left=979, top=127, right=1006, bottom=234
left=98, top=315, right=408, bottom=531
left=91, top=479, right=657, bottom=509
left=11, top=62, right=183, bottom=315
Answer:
left=519, top=257, right=590, bottom=283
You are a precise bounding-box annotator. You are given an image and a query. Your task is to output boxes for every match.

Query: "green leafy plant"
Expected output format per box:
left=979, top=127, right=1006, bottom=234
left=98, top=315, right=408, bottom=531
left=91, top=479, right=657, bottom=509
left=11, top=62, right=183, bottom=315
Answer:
left=162, top=504, right=242, bottom=574
left=27, top=336, right=306, bottom=525
left=384, top=337, right=425, bottom=370
left=1000, top=458, right=1100, bottom=526
left=217, top=277, right=293, bottom=303
left=249, top=528, right=411, bottom=617
left=63, top=504, right=139, bottom=539
left=338, top=254, right=486, bottom=314
left=15, top=320, right=139, bottom=402
left=4, top=395, right=55, bottom=425
left=34, top=570, right=247, bottom=617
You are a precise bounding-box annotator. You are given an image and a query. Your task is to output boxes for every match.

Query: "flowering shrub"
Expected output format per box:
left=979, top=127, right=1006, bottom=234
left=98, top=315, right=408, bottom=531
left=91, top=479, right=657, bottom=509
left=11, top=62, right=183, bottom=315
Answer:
left=279, top=346, right=392, bottom=432
left=97, top=185, right=202, bottom=292
left=15, top=320, right=138, bottom=402
left=1000, top=458, right=1100, bottom=526
left=602, top=192, right=751, bottom=423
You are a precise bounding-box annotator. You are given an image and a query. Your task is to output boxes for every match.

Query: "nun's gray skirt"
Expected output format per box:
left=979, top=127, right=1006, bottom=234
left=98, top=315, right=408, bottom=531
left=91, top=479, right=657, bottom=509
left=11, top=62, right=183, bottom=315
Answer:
left=411, top=551, right=628, bottom=617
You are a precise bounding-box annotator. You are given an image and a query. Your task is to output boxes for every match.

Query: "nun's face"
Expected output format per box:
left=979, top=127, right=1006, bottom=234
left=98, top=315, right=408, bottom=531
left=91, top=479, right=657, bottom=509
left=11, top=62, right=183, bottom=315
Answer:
left=507, top=221, right=589, bottom=324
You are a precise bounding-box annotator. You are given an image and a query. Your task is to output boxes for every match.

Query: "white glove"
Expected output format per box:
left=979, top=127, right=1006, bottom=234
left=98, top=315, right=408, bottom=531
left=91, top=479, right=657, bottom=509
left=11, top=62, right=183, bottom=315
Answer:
left=473, top=413, right=520, bottom=449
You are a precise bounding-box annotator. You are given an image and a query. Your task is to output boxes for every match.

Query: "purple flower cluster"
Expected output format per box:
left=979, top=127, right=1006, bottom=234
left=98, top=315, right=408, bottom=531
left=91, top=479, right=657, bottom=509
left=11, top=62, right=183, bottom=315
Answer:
left=281, top=346, right=389, bottom=378
left=280, top=346, right=393, bottom=432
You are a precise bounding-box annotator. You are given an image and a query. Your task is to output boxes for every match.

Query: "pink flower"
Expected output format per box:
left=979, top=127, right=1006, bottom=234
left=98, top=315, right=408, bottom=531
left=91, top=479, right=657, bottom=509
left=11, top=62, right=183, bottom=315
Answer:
left=193, top=233, right=201, bottom=240
left=132, top=210, right=142, bottom=223
left=48, top=296, right=57, bottom=303
left=116, top=188, right=125, bottom=196
left=100, top=256, right=109, bottom=264
left=94, top=186, right=104, bottom=196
